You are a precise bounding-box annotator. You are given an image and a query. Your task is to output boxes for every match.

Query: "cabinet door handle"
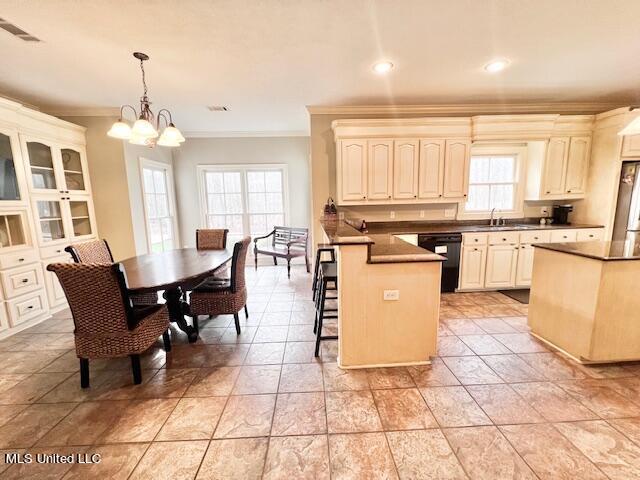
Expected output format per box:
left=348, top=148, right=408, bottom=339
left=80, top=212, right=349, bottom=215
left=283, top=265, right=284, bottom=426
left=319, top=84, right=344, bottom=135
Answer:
left=18, top=258, right=24, bottom=262
left=27, top=305, right=34, bottom=309
left=546, top=191, right=551, bottom=194
left=21, top=278, right=28, bottom=283
left=502, top=238, right=507, bottom=241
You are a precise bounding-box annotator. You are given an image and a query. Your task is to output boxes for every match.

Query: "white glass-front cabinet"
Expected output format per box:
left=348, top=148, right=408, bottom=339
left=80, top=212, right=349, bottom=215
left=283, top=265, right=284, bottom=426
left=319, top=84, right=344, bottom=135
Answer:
left=0, top=129, right=28, bottom=207
left=32, top=196, right=96, bottom=246
left=21, top=136, right=90, bottom=195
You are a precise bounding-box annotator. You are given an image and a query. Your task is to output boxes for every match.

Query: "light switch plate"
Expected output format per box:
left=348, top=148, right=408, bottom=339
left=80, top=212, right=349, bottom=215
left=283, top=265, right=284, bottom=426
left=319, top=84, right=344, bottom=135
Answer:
left=390, top=211, right=396, bottom=219
left=444, top=208, right=456, bottom=218
left=383, top=290, right=400, bottom=301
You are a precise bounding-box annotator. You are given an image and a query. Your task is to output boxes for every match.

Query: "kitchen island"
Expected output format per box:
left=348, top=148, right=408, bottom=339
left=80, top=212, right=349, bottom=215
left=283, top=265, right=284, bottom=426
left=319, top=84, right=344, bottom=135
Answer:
left=321, top=220, right=444, bottom=368
left=529, top=239, right=640, bottom=363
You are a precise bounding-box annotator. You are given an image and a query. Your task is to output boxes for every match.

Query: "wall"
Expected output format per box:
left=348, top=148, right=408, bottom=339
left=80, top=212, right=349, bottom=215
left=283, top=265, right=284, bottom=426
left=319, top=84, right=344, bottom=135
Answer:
left=62, top=116, right=137, bottom=260
left=172, top=136, right=310, bottom=247
left=122, top=142, right=173, bottom=254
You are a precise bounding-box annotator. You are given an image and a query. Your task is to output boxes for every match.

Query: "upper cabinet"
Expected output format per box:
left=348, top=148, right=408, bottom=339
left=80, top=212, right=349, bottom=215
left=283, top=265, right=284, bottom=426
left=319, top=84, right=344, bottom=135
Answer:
left=443, top=139, right=470, bottom=198
left=565, top=136, right=590, bottom=194
left=338, top=140, right=367, bottom=201
left=418, top=139, right=444, bottom=199
left=21, top=136, right=90, bottom=196
left=622, top=134, right=640, bottom=157
left=367, top=140, right=393, bottom=200
left=0, top=128, right=26, bottom=206
left=393, top=140, right=419, bottom=199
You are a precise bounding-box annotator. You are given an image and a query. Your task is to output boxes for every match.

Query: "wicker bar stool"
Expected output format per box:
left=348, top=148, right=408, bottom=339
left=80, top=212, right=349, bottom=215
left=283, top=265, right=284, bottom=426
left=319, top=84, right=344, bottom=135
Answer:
left=66, top=239, right=159, bottom=306
left=314, top=262, right=339, bottom=357
left=47, top=262, right=171, bottom=388
left=189, top=237, right=251, bottom=334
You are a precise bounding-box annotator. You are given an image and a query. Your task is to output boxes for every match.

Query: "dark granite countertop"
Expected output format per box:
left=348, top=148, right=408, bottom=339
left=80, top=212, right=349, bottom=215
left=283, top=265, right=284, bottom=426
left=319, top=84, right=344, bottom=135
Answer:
left=320, top=220, right=445, bottom=263
left=534, top=239, right=640, bottom=261
left=364, top=220, right=604, bottom=236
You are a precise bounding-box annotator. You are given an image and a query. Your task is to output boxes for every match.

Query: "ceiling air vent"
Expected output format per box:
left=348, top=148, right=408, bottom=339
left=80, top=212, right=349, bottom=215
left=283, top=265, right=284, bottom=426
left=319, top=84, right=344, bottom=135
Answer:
left=207, top=106, right=229, bottom=112
left=0, top=18, right=41, bottom=42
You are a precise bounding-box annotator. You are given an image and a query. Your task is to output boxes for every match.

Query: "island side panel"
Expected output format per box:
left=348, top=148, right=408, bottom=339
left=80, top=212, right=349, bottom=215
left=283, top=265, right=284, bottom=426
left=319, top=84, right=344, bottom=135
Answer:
left=528, top=248, right=601, bottom=360
left=336, top=244, right=440, bottom=368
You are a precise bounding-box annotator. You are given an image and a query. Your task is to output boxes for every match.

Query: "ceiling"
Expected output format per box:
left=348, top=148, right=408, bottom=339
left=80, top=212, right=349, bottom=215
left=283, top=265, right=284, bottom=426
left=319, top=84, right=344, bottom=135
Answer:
left=0, top=0, right=639, bottom=135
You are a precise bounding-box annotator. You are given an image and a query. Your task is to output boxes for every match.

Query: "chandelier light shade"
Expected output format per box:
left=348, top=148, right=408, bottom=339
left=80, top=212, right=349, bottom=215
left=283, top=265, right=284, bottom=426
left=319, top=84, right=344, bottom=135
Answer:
left=618, top=110, right=640, bottom=136
left=108, top=52, right=184, bottom=147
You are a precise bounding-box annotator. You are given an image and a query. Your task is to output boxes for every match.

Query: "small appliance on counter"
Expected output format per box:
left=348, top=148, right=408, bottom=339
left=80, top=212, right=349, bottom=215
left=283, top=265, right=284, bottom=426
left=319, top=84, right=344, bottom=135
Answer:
left=321, top=197, right=338, bottom=221
left=552, top=204, right=574, bottom=225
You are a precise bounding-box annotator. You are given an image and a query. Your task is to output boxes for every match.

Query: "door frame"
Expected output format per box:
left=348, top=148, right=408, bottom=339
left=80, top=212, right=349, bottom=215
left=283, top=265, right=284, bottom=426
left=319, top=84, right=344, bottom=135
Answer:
left=139, top=157, right=180, bottom=253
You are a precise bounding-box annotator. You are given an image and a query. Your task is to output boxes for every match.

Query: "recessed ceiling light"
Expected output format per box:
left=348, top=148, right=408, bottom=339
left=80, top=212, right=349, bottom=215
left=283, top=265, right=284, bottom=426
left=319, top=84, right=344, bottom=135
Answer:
left=484, top=59, right=510, bottom=73
left=373, top=61, right=394, bottom=74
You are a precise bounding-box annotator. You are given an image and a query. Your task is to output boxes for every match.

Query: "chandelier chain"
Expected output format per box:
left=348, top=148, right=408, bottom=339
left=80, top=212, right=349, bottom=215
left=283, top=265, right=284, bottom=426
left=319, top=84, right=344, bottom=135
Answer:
left=139, top=58, right=148, bottom=97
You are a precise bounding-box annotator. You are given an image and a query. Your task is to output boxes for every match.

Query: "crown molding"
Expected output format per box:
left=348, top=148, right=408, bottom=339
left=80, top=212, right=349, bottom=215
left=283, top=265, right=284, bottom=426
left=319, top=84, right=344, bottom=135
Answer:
left=307, top=102, right=625, bottom=115
left=183, top=130, right=309, bottom=138
left=43, top=107, right=121, bottom=117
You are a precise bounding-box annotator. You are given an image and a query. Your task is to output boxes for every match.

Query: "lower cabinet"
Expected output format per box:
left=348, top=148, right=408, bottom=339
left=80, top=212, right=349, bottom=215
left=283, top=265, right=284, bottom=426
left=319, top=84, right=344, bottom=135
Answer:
left=0, top=304, right=8, bottom=332
left=43, top=255, right=70, bottom=309
left=485, top=244, right=519, bottom=288
left=459, top=246, right=487, bottom=290
left=515, top=244, right=535, bottom=287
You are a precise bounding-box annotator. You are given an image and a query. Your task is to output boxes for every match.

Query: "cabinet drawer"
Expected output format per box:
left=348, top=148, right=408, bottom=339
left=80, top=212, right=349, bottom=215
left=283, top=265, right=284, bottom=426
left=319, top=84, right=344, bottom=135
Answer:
left=6, top=290, right=47, bottom=327
left=1, top=263, right=45, bottom=299
left=40, top=244, right=72, bottom=260
left=550, top=230, right=578, bottom=243
left=488, top=231, right=520, bottom=245
left=0, top=250, right=39, bottom=270
left=519, top=230, right=552, bottom=244
left=576, top=229, right=604, bottom=242
left=463, top=233, right=488, bottom=246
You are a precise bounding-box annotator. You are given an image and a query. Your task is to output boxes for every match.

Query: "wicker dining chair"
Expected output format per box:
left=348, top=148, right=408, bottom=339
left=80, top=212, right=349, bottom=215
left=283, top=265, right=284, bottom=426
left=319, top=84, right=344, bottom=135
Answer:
left=196, top=229, right=229, bottom=250
left=66, top=239, right=159, bottom=306
left=189, top=236, right=251, bottom=334
left=47, top=262, right=171, bottom=388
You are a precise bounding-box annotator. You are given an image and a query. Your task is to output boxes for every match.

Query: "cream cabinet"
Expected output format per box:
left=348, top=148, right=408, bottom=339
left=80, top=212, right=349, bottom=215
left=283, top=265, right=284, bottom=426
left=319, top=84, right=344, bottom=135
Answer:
left=622, top=134, right=640, bottom=157
left=459, top=245, right=487, bottom=290
left=564, top=136, right=590, bottom=194
left=443, top=139, right=470, bottom=198
left=542, top=137, right=570, bottom=195
left=418, top=139, right=445, bottom=199
left=515, top=244, right=535, bottom=287
left=367, top=140, right=393, bottom=200
left=393, top=140, right=419, bottom=199
left=485, top=244, right=519, bottom=289
left=338, top=139, right=368, bottom=202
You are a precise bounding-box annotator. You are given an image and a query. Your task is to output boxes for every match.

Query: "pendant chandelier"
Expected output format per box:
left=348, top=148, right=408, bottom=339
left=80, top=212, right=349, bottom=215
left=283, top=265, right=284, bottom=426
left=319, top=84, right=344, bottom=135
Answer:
left=107, top=52, right=185, bottom=147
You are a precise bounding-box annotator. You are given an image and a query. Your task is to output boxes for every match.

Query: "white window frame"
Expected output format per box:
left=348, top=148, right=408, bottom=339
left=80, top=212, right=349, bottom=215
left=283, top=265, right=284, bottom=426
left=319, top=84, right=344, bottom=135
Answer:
left=139, top=158, right=180, bottom=253
left=197, top=163, right=290, bottom=238
left=458, top=145, right=527, bottom=220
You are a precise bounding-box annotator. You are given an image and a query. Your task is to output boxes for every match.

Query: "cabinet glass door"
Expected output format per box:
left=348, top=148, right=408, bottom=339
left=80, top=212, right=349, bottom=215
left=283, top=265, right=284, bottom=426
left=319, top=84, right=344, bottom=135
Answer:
left=68, top=199, right=93, bottom=238
left=0, top=133, right=20, bottom=201
left=60, top=148, right=86, bottom=192
left=36, top=200, right=66, bottom=242
left=27, top=142, right=58, bottom=191
left=0, top=214, right=27, bottom=248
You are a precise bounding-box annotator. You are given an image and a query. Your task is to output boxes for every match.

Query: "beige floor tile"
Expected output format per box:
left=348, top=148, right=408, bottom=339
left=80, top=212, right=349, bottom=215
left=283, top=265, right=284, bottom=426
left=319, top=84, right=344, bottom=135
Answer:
left=444, top=426, right=537, bottom=480
left=322, top=363, right=370, bottom=391
left=502, top=316, right=530, bottom=332
left=480, top=354, right=546, bottom=383
left=287, top=324, right=317, bottom=342
left=518, top=353, right=588, bottom=380
left=466, top=384, right=544, bottom=424
left=0, top=402, right=76, bottom=448
left=0, top=372, right=71, bottom=404
left=608, top=417, right=640, bottom=445
left=260, top=311, right=292, bottom=326
left=134, top=368, right=199, bottom=398
left=99, top=398, right=179, bottom=443
left=500, top=423, right=607, bottom=480
left=407, top=359, right=460, bottom=387
left=245, top=342, right=286, bottom=365
left=129, top=440, right=208, bottom=480
left=555, top=420, right=640, bottom=480
left=372, top=388, right=438, bottom=430
left=459, top=334, right=512, bottom=355
left=441, top=356, right=503, bottom=385
left=214, top=394, right=276, bottom=438
left=493, top=333, right=549, bottom=353
left=511, top=382, right=598, bottom=422
left=278, top=363, right=323, bottom=392
left=386, top=429, right=467, bottom=480
left=157, top=396, right=227, bottom=440
left=232, top=365, right=282, bottom=394
left=63, top=443, right=149, bottom=480
left=556, top=379, right=640, bottom=418
left=437, top=336, right=476, bottom=357
left=197, top=437, right=268, bottom=479
left=325, top=390, right=382, bottom=433
left=254, top=326, right=289, bottom=343
left=282, top=342, right=317, bottom=363
left=185, top=366, right=240, bottom=396
left=420, top=386, right=491, bottom=427
left=0, top=374, right=29, bottom=393
left=366, top=367, right=415, bottom=389
left=0, top=405, right=27, bottom=428
left=202, top=344, right=250, bottom=367
left=443, top=318, right=487, bottom=335
left=165, top=345, right=208, bottom=369
left=329, top=432, right=398, bottom=480
left=218, top=326, right=257, bottom=344
left=1, top=351, right=68, bottom=374
left=472, top=318, right=518, bottom=334
left=271, top=392, right=326, bottom=436
left=263, top=435, right=330, bottom=479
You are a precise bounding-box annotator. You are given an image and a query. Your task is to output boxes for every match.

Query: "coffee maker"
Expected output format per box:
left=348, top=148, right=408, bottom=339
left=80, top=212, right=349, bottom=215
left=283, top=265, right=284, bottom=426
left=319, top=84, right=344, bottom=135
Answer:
left=552, top=204, right=573, bottom=225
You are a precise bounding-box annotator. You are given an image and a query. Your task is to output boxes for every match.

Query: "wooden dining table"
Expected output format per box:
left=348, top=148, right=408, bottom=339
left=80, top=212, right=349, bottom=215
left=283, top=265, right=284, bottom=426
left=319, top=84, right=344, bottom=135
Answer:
left=120, top=247, right=233, bottom=343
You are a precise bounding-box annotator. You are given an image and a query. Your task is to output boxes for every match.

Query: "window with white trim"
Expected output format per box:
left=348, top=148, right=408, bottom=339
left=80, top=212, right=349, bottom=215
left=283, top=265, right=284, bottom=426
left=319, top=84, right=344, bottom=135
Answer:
left=464, top=154, right=519, bottom=214
left=141, top=159, right=178, bottom=253
left=199, top=165, right=288, bottom=240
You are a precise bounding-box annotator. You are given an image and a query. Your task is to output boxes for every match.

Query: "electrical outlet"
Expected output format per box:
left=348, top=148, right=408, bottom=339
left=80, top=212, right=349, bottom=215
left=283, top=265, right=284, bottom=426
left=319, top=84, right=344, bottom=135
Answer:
left=390, top=211, right=395, bottom=219
left=338, top=212, right=345, bottom=219
left=540, top=206, right=549, bottom=216
left=444, top=208, right=456, bottom=218
left=383, top=290, right=400, bottom=301
left=420, top=210, right=425, bottom=218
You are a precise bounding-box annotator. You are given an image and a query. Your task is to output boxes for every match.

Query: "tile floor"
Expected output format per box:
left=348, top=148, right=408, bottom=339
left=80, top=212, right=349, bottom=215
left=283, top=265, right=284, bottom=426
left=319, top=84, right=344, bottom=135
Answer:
left=1, top=267, right=640, bottom=478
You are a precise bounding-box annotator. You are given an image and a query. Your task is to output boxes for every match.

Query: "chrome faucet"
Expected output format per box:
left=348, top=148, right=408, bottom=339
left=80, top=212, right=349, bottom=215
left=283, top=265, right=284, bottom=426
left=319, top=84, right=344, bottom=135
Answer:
left=490, top=208, right=496, bottom=226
